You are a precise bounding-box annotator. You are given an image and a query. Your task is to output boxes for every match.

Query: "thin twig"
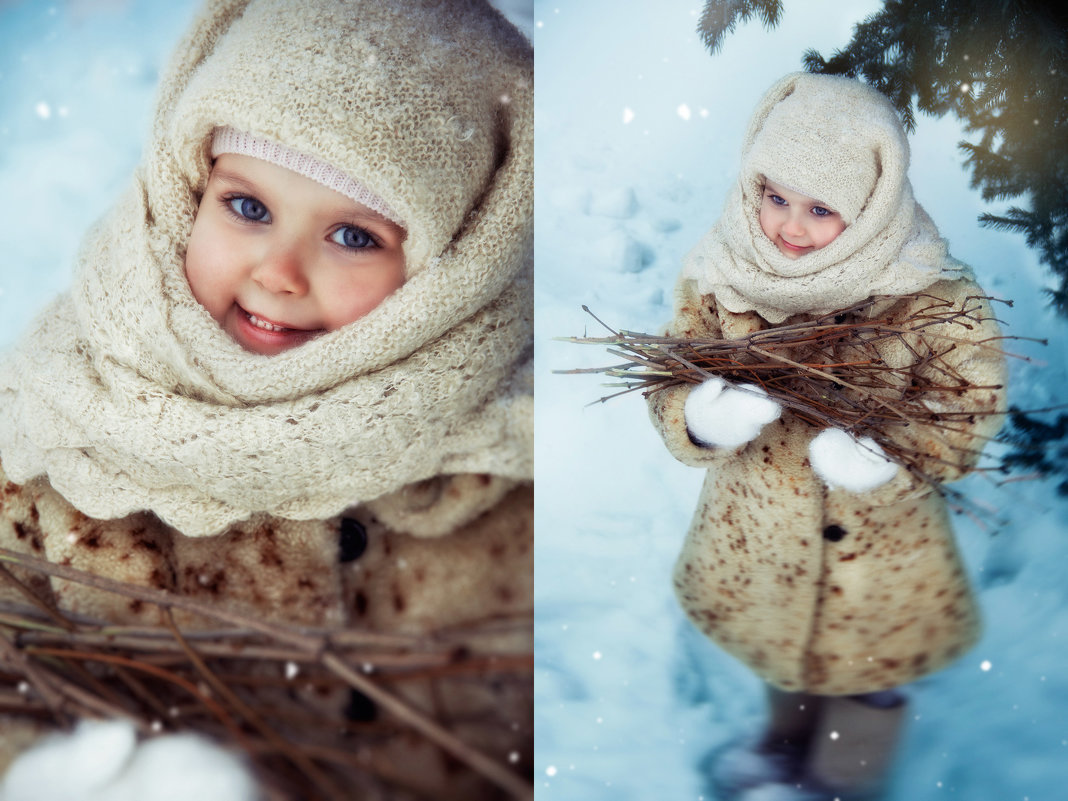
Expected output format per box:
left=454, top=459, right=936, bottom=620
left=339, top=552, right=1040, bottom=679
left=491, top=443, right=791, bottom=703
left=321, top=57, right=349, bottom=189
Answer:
left=559, top=294, right=1059, bottom=497
left=322, top=652, right=533, bottom=801
left=162, top=610, right=347, bottom=801
left=0, top=545, right=532, bottom=799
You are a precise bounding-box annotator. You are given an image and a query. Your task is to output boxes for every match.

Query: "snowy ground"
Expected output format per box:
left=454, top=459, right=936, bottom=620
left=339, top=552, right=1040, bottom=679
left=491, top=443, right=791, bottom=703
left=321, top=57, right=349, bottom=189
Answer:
left=534, top=2, right=1068, bottom=800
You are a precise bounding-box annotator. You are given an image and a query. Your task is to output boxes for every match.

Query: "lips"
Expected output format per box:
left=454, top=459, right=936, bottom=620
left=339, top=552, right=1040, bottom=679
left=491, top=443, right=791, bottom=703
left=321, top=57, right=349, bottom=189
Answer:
left=227, top=304, right=321, bottom=355
left=247, top=312, right=294, bottom=333
left=778, top=237, right=811, bottom=255
left=238, top=304, right=308, bottom=333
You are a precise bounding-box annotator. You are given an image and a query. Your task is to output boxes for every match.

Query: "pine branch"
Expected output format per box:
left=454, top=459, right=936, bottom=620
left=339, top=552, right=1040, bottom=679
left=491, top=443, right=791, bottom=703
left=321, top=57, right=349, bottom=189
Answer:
left=698, top=0, right=784, bottom=53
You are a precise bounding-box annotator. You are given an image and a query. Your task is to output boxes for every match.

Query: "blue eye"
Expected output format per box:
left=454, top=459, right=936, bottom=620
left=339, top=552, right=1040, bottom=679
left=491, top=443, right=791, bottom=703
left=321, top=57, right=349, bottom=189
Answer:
left=768, top=193, right=786, bottom=206
left=228, top=196, right=270, bottom=222
left=331, top=226, right=375, bottom=250
left=812, top=206, right=832, bottom=217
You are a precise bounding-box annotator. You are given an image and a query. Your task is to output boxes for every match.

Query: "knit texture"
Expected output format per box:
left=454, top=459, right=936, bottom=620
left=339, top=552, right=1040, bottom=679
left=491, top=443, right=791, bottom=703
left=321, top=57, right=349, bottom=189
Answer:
left=0, top=0, right=533, bottom=537
left=210, top=126, right=404, bottom=227
left=683, top=73, right=967, bottom=323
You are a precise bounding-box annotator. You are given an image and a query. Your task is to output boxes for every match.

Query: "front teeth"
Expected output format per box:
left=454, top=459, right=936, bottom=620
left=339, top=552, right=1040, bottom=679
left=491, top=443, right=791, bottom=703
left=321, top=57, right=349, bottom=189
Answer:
left=247, top=313, right=288, bottom=332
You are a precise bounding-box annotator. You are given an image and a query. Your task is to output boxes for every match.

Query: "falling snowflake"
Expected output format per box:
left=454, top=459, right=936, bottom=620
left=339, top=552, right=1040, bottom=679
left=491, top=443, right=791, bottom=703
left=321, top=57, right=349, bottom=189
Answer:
left=676, top=104, right=691, bottom=121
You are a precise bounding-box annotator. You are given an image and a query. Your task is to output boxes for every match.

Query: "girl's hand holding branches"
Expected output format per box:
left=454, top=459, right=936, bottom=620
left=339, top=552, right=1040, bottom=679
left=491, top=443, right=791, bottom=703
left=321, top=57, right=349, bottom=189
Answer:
left=684, top=377, right=782, bottom=449
left=809, top=428, right=899, bottom=492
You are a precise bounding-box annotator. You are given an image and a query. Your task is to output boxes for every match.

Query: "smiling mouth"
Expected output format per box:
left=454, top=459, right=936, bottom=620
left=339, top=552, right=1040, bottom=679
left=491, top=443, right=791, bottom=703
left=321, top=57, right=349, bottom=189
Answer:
left=779, top=238, right=810, bottom=253
left=239, top=306, right=307, bottom=333
left=247, top=312, right=291, bottom=333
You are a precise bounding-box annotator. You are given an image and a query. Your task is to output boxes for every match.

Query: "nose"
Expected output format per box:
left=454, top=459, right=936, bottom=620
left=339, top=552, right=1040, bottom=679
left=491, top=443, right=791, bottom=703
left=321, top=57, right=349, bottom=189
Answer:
left=251, top=245, right=309, bottom=296
left=782, top=211, right=806, bottom=237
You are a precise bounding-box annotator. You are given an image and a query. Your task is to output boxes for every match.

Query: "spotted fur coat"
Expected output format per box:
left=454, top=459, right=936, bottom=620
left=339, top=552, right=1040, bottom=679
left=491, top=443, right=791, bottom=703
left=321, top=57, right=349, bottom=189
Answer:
left=649, top=277, right=1006, bottom=696
left=0, top=465, right=532, bottom=800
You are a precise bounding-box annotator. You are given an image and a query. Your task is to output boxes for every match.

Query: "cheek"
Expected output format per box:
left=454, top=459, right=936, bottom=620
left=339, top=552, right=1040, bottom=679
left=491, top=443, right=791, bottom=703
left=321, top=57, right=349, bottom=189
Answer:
left=321, top=255, right=406, bottom=330
left=813, top=218, right=847, bottom=248
left=183, top=218, right=232, bottom=321
left=758, top=203, right=777, bottom=240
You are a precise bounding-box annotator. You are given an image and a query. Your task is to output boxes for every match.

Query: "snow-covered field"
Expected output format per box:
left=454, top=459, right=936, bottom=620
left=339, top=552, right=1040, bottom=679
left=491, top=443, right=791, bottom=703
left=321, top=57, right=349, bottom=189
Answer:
left=534, top=2, right=1068, bottom=800
left=2, top=1, right=1067, bottom=800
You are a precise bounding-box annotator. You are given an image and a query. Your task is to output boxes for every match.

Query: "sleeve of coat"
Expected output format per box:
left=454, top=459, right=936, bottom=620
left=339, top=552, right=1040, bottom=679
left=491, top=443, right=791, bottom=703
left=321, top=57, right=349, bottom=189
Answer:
left=853, top=278, right=1008, bottom=507
left=647, top=277, right=752, bottom=468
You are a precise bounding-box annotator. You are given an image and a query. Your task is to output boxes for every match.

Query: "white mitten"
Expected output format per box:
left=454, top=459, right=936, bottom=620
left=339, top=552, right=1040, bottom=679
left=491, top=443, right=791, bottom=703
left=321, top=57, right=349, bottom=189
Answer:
left=809, top=428, right=899, bottom=492
left=0, top=719, right=259, bottom=801
left=684, top=377, right=782, bottom=449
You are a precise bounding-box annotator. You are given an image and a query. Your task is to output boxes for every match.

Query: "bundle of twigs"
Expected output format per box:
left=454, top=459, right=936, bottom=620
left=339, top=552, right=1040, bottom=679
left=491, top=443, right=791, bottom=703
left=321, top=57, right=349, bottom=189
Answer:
left=559, top=293, right=1039, bottom=493
left=0, top=547, right=532, bottom=801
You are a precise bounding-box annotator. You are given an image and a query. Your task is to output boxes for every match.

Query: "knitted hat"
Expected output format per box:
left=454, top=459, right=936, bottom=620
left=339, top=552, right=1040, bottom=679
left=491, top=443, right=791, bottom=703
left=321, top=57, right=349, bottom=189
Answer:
left=210, top=126, right=405, bottom=227
left=159, top=0, right=528, bottom=274
left=742, top=75, right=908, bottom=225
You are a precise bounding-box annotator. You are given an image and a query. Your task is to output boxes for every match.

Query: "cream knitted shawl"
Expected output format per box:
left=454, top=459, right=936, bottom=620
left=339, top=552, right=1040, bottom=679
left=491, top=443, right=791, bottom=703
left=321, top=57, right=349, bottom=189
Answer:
left=0, top=0, right=533, bottom=537
left=683, top=73, right=966, bottom=324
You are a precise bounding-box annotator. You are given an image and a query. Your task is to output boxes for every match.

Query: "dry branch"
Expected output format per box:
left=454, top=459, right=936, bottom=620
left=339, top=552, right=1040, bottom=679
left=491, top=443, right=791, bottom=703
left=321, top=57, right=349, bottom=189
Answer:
left=0, top=547, right=533, bottom=801
left=557, top=294, right=1034, bottom=494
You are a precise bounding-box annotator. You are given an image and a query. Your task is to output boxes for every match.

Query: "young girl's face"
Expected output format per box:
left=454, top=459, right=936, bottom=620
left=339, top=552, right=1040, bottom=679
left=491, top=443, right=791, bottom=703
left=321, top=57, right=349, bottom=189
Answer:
left=184, top=154, right=406, bottom=356
left=758, top=179, right=846, bottom=259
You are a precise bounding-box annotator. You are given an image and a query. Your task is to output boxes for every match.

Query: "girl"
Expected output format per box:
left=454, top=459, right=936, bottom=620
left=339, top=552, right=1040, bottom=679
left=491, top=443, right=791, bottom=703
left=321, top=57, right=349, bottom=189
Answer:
left=649, top=73, right=1006, bottom=800
left=0, top=1, right=532, bottom=799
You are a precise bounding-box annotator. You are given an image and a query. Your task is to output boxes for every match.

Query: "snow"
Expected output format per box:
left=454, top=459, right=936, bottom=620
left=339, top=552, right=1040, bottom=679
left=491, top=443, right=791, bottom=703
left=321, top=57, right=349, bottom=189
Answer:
left=534, top=1, right=1068, bottom=800
left=0, top=719, right=258, bottom=801
left=685, top=377, right=782, bottom=449
left=808, top=429, right=898, bottom=493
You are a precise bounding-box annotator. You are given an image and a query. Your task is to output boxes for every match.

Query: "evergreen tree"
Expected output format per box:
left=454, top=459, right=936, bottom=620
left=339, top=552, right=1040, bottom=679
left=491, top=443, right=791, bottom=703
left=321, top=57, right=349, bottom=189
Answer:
left=699, top=0, right=1068, bottom=314
left=1000, top=409, right=1068, bottom=497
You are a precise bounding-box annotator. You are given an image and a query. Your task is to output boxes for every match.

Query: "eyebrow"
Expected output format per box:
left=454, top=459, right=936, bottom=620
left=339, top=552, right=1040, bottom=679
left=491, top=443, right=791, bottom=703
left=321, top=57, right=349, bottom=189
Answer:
left=763, top=180, right=838, bottom=212
left=209, top=168, right=263, bottom=195
left=210, top=168, right=401, bottom=231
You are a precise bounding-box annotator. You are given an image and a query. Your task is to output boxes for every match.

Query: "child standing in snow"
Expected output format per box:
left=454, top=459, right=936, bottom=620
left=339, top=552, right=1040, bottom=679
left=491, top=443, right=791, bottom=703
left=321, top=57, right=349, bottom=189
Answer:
left=0, top=1, right=532, bottom=799
left=649, top=73, right=1005, bottom=800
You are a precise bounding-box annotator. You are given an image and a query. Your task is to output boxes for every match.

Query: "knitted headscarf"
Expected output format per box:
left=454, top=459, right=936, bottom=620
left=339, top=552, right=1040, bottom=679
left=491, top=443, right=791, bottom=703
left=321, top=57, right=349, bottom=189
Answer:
left=683, top=73, right=966, bottom=323
left=0, top=0, right=533, bottom=537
